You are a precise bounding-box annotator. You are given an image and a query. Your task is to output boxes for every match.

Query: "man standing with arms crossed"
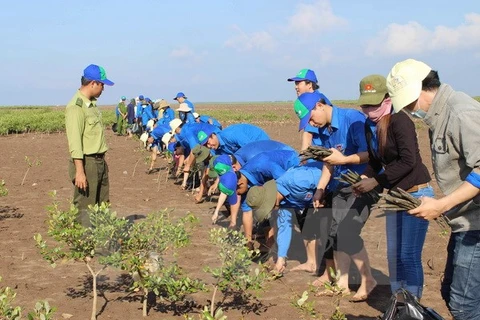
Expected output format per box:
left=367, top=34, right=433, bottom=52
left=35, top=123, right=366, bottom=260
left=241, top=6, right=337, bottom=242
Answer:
left=65, top=64, right=114, bottom=226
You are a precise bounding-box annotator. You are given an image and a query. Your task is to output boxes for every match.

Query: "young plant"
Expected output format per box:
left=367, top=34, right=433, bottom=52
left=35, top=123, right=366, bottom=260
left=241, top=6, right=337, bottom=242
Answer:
left=34, top=192, right=130, bottom=320
left=115, top=210, right=205, bottom=317
left=21, top=156, right=41, bottom=186
left=0, top=276, right=56, bottom=320
left=323, top=268, right=347, bottom=320
left=0, top=179, right=8, bottom=197
left=203, top=228, right=269, bottom=318
left=291, top=290, right=317, bottom=319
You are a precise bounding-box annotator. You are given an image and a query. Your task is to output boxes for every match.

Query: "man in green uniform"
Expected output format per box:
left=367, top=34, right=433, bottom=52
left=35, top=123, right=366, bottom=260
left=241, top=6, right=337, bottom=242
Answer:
left=117, top=96, right=127, bottom=135
left=65, top=64, right=114, bottom=226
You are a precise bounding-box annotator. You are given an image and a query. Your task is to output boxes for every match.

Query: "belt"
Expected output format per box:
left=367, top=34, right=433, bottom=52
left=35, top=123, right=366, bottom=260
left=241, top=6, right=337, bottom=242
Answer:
left=85, top=153, right=105, bottom=159
left=405, top=183, right=429, bottom=193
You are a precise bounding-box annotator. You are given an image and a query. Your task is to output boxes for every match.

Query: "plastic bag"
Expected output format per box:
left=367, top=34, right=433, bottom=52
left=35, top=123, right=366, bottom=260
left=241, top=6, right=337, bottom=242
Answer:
left=380, top=289, right=444, bottom=320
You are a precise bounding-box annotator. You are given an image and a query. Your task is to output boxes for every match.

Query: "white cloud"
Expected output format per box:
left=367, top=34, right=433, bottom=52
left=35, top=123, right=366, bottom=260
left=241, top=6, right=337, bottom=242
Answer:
left=366, top=13, right=480, bottom=56
left=286, top=0, right=348, bottom=37
left=223, top=25, right=276, bottom=53
left=169, top=46, right=207, bottom=63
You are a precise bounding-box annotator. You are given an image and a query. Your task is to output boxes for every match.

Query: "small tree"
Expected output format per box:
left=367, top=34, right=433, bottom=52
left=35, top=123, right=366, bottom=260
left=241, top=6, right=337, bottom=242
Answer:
left=34, top=192, right=130, bottom=320
left=115, top=210, right=206, bottom=317
left=0, top=179, right=8, bottom=197
left=21, top=156, right=41, bottom=186
left=0, top=276, right=56, bottom=320
left=203, top=228, right=269, bottom=318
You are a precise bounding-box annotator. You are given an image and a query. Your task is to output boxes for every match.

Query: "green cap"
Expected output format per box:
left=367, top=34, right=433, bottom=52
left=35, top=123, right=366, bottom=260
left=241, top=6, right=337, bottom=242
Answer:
left=192, top=145, right=211, bottom=163
left=245, top=180, right=277, bottom=222
left=358, top=74, right=388, bottom=106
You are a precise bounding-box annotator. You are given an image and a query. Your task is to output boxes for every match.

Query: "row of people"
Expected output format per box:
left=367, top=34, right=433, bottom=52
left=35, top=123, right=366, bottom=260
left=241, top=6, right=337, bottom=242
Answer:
left=69, top=62, right=480, bottom=319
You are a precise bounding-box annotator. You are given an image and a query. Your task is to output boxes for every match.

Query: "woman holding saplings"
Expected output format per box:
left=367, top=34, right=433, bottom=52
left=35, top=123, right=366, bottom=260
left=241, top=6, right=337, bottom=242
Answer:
left=352, top=74, right=433, bottom=299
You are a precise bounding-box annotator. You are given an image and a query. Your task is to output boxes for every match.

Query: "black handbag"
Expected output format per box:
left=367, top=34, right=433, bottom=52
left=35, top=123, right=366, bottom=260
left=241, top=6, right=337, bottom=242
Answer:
left=380, top=289, right=444, bottom=320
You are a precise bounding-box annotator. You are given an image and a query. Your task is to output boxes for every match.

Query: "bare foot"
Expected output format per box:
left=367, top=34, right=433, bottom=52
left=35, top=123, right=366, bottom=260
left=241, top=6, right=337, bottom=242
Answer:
left=274, top=257, right=286, bottom=274
left=312, top=273, right=332, bottom=287
left=350, top=279, right=377, bottom=302
left=291, top=262, right=316, bottom=273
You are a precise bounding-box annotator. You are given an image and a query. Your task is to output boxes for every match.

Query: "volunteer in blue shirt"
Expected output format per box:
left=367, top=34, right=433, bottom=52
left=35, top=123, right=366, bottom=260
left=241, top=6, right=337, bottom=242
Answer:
left=295, top=91, right=377, bottom=302
left=174, top=92, right=195, bottom=113
left=197, top=123, right=270, bottom=155
left=287, top=68, right=332, bottom=149
left=212, top=150, right=300, bottom=246
left=141, top=99, right=156, bottom=130
left=171, top=120, right=219, bottom=189
left=135, top=95, right=145, bottom=122
left=246, top=162, right=322, bottom=275
left=193, top=113, right=223, bottom=130
left=155, top=99, right=175, bottom=125
left=146, top=123, right=171, bottom=174
left=177, top=103, right=196, bottom=124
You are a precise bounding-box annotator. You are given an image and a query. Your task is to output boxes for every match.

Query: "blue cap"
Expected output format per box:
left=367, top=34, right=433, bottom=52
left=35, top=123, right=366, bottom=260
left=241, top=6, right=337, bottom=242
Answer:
left=174, top=92, right=186, bottom=100
left=287, top=69, right=317, bottom=83
left=83, top=64, right=114, bottom=86
left=218, top=171, right=238, bottom=205
left=197, top=125, right=217, bottom=145
left=121, top=96, right=126, bottom=100
left=139, top=95, right=144, bottom=100
left=146, top=97, right=152, bottom=103
left=213, top=155, right=232, bottom=175
left=294, top=91, right=322, bottom=131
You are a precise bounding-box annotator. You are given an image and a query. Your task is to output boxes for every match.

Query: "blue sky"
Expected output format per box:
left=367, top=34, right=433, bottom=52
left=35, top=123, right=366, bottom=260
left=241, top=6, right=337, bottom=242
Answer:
left=1, top=0, right=479, bottom=105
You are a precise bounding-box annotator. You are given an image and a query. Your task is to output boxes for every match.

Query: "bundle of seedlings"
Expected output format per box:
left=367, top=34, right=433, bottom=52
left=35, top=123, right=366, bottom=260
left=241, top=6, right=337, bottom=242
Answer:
left=335, top=169, right=380, bottom=202
left=373, top=187, right=420, bottom=211
left=299, top=145, right=333, bottom=162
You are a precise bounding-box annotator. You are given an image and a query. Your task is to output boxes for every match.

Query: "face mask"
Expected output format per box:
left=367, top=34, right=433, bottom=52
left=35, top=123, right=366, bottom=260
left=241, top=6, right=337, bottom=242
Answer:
left=411, top=109, right=427, bottom=119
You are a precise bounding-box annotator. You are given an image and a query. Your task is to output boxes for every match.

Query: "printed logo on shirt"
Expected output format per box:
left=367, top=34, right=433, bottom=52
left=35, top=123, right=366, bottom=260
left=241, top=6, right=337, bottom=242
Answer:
left=335, top=144, right=344, bottom=152
left=304, top=192, right=313, bottom=201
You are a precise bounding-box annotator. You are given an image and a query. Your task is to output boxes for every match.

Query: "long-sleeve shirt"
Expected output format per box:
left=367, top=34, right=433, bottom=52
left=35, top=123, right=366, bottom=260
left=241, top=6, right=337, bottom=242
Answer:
left=141, top=105, right=156, bottom=126
left=214, top=124, right=270, bottom=155
left=363, top=110, right=430, bottom=190
left=159, top=107, right=175, bottom=125
left=65, top=90, right=108, bottom=159
left=424, top=84, right=480, bottom=232
left=233, top=140, right=295, bottom=166
left=197, top=115, right=222, bottom=129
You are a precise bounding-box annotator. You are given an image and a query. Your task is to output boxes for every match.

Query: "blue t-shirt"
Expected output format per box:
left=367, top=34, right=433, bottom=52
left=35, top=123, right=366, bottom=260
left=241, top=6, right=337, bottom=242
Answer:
left=184, top=99, right=195, bottom=113
left=150, top=124, right=171, bottom=142
left=317, top=106, right=368, bottom=190
left=141, top=105, right=156, bottom=126
left=177, top=123, right=219, bottom=155
left=276, top=162, right=323, bottom=209
left=179, top=112, right=196, bottom=125
left=239, top=150, right=300, bottom=212
left=159, top=107, right=175, bottom=125
left=234, top=140, right=295, bottom=166
left=198, top=115, right=222, bottom=129
left=215, top=124, right=270, bottom=155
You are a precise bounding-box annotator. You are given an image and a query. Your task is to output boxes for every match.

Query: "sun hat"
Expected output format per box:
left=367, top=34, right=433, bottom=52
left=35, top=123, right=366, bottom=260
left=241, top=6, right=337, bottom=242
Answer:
left=169, top=118, right=183, bottom=132
left=246, top=180, right=278, bottom=222
left=158, top=99, right=169, bottom=109
left=192, top=145, right=211, bottom=163
left=173, top=92, right=187, bottom=100
left=287, top=68, right=318, bottom=83
left=208, top=156, right=219, bottom=178
left=83, top=64, right=114, bottom=86
left=387, top=59, right=432, bottom=113
left=197, top=125, right=217, bottom=145
left=293, top=91, right=322, bottom=131
left=212, top=155, right=232, bottom=175
left=161, top=132, right=173, bottom=146
left=177, top=103, right=192, bottom=113
left=358, top=75, right=388, bottom=106
left=218, top=170, right=238, bottom=205
left=193, top=112, right=200, bottom=119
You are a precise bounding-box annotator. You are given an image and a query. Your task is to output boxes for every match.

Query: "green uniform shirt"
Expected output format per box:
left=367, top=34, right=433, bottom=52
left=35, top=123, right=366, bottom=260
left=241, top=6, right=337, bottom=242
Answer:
left=65, top=90, right=108, bottom=159
left=118, top=101, right=127, bottom=115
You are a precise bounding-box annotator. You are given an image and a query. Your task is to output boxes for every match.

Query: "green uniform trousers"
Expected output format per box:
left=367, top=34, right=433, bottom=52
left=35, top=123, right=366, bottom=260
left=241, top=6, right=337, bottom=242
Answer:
left=69, top=156, right=109, bottom=227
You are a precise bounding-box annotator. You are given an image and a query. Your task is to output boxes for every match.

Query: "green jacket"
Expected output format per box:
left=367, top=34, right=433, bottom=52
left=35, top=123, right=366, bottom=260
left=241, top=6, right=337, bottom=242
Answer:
left=65, top=90, right=108, bottom=159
